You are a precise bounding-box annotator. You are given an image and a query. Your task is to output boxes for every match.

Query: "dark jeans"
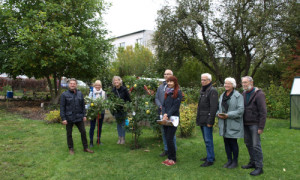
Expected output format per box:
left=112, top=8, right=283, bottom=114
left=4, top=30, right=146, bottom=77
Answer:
left=66, top=121, right=88, bottom=149
left=224, top=138, right=239, bottom=161
left=163, top=126, right=177, bottom=162
left=89, top=113, right=105, bottom=144
left=161, top=125, right=177, bottom=151
left=244, top=125, right=263, bottom=168
left=201, top=126, right=215, bottom=162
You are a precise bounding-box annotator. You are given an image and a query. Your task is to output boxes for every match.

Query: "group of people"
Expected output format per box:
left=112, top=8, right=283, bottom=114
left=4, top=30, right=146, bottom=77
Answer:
left=154, top=70, right=266, bottom=176
left=60, top=76, right=131, bottom=152
left=59, top=69, right=267, bottom=176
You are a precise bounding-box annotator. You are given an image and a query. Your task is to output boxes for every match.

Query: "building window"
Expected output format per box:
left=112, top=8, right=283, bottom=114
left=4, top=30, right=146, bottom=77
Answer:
left=119, top=42, right=125, bottom=47
left=136, top=38, right=143, bottom=45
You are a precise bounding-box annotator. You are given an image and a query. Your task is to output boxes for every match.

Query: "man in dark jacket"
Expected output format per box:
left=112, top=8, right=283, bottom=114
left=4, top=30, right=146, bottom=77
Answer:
left=241, top=76, right=267, bottom=176
left=196, top=73, right=218, bottom=167
left=155, top=69, right=177, bottom=157
left=60, top=78, right=94, bottom=155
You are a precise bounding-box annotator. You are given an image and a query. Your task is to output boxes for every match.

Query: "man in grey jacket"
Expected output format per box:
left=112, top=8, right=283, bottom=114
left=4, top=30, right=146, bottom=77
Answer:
left=241, top=76, right=267, bottom=176
left=155, top=69, right=177, bottom=157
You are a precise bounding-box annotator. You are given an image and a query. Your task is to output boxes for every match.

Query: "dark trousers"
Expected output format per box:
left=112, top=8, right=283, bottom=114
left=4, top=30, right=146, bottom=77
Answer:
left=244, top=125, right=263, bottom=168
left=66, top=121, right=88, bottom=149
left=224, top=138, right=239, bottom=161
left=89, top=113, right=105, bottom=144
left=163, top=126, right=177, bottom=162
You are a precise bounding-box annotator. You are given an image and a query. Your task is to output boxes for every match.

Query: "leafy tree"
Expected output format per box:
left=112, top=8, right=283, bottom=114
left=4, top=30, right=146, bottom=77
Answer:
left=153, top=0, right=295, bottom=86
left=0, top=0, right=112, bottom=103
left=176, top=57, right=211, bottom=87
left=253, top=62, right=283, bottom=88
left=281, top=40, right=300, bottom=88
left=111, top=44, right=158, bottom=78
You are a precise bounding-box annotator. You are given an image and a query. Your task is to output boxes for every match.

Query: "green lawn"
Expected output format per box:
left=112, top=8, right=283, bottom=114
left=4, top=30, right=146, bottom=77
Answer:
left=0, top=110, right=299, bottom=180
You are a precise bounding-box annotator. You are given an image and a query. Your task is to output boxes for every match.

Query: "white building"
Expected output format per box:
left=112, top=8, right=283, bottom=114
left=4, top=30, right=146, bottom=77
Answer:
left=111, top=30, right=155, bottom=55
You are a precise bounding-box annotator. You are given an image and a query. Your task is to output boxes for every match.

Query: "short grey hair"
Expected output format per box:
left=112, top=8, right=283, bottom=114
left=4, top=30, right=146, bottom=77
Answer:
left=224, top=77, right=236, bottom=88
left=112, top=76, right=123, bottom=86
left=165, top=69, right=173, bottom=75
left=68, top=78, right=77, bottom=84
left=241, top=76, right=253, bottom=82
left=201, top=73, right=212, bottom=81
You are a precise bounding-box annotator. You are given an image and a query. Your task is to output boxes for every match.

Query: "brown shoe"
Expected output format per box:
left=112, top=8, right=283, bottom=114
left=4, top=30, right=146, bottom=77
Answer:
left=69, top=148, right=74, bottom=155
left=83, top=148, right=94, bottom=153
left=120, top=137, right=125, bottom=144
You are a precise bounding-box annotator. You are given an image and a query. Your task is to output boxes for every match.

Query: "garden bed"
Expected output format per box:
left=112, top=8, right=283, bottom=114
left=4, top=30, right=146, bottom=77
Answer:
left=0, top=100, right=49, bottom=120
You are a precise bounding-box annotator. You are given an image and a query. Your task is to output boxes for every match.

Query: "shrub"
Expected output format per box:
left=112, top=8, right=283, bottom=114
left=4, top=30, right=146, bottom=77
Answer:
left=264, top=82, right=290, bottom=119
left=1, top=85, right=12, bottom=97
left=77, top=86, right=90, bottom=96
left=181, top=87, right=200, bottom=104
left=44, top=110, right=62, bottom=123
left=0, top=77, right=48, bottom=92
left=179, top=104, right=197, bottom=137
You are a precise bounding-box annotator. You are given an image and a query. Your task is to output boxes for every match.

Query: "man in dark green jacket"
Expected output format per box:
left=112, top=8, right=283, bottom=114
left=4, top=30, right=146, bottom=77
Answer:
left=60, top=78, right=93, bottom=155
left=196, top=73, right=218, bottom=167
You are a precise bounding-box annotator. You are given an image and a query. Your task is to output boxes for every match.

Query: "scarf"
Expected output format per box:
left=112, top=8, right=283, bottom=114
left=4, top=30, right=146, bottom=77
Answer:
left=93, top=88, right=103, bottom=99
left=221, top=90, right=234, bottom=113
left=165, top=87, right=174, bottom=95
left=202, top=82, right=212, bottom=92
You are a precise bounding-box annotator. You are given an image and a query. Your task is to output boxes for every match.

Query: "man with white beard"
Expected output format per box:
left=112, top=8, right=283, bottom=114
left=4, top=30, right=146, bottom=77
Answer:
left=241, top=76, right=267, bottom=176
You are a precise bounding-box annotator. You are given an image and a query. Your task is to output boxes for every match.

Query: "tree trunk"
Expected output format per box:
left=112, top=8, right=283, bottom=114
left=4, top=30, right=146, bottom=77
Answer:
left=47, top=76, right=61, bottom=104
left=46, top=76, right=54, bottom=100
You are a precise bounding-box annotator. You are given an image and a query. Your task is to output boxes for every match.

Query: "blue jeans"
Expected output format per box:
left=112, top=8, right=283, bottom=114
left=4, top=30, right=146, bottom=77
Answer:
left=89, top=113, right=104, bottom=144
left=201, top=126, right=215, bottom=162
left=161, top=125, right=177, bottom=151
left=117, top=121, right=126, bottom=137
left=244, top=125, right=263, bottom=168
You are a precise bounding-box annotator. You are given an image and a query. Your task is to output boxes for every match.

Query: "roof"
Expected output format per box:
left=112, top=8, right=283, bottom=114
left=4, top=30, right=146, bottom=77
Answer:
left=291, top=77, right=300, bottom=95
left=113, top=30, right=148, bottom=39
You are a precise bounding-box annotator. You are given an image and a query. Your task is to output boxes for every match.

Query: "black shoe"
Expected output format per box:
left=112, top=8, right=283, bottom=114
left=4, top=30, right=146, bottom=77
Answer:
left=223, top=160, right=232, bottom=168
left=227, top=160, right=238, bottom=169
left=200, top=157, right=215, bottom=161
left=250, top=168, right=263, bottom=176
left=242, top=162, right=255, bottom=169
left=200, top=157, right=207, bottom=161
left=90, top=143, right=94, bottom=147
left=159, top=151, right=168, bottom=157
left=200, top=161, right=214, bottom=167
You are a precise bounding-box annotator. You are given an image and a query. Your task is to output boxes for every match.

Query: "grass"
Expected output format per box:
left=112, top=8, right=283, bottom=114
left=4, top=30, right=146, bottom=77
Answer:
left=0, top=110, right=299, bottom=180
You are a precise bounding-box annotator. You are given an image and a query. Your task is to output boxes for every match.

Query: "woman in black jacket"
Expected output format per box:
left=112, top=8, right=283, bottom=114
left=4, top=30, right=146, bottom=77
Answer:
left=111, top=76, right=131, bottom=144
left=161, top=76, right=182, bottom=166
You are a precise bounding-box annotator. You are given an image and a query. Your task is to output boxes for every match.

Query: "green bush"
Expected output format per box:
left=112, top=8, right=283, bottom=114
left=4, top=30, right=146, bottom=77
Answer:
left=264, top=82, right=290, bottom=119
left=181, top=87, right=200, bottom=104
left=179, top=104, right=197, bottom=137
left=44, top=110, right=62, bottom=123
left=1, top=85, right=12, bottom=97
left=77, top=86, right=90, bottom=96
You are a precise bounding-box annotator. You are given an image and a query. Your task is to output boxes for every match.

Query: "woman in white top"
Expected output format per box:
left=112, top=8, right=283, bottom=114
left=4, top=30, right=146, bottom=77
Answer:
left=88, top=80, right=106, bottom=147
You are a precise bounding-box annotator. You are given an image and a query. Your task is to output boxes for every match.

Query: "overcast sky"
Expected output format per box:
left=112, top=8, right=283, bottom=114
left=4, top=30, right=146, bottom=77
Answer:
left=103, top=0, right=176, bottom=37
